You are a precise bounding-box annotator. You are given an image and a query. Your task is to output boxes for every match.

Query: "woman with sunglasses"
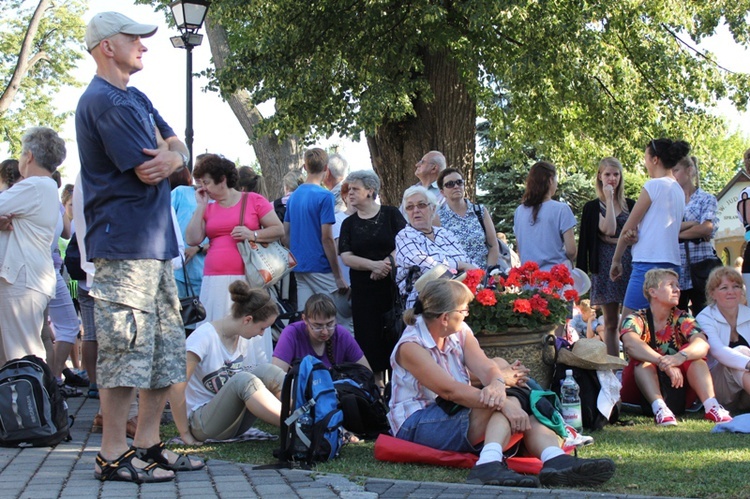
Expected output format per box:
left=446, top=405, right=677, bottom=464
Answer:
left=272, top=293, right=370, bottom=372
left=436, top=169, right=500, bottom=269
left=396, top=186, right=477, bottom=308
left=514, top=161, right=577, bottom=271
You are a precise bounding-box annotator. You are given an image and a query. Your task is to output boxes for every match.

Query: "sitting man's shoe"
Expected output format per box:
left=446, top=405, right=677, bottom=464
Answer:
left=466, top=461, right=539, bottom=488
left=539, top=454, right=615, bottom=487
left=654, top=406, right=678, bottom=426
left=704, top=405, right=733, bottom=423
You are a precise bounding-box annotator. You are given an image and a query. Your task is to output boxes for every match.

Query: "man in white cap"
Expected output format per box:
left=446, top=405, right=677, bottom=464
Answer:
left=76, top=12, right=201, bottom=483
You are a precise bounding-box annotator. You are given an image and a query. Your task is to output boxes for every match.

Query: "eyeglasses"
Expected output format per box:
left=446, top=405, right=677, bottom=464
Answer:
left=450, top=309, right=470, bottom=317
left=307, top=321, right=336, bottom=333
left=404, top=202, right=430, bottom=212
left=443, top=179, right=464, bottom=189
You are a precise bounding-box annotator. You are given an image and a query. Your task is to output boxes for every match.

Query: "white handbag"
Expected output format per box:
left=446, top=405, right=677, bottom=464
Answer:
left=237, top=193, right=297, bottom=288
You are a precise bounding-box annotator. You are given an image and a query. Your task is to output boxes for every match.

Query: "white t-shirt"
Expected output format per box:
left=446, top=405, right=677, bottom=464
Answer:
left=0, top=176, right=59, bottom=297
left=632, top=177, right=684, bottom=265
left=185, top=322, right=263, bottom=415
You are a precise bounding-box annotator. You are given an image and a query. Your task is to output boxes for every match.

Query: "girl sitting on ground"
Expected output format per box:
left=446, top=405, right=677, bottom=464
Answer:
left=172, top=280, right=287, bottom=443
left=272, top=293, right=371, bottom=372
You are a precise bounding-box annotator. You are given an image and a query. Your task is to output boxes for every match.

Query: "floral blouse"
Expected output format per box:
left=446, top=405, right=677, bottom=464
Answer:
left=437, top=201, right=489, bottom=268
left=620, top=308, right=704, bottom=355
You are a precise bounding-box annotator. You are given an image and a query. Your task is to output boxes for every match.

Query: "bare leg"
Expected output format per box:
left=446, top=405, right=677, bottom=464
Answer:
left=245, top=388, right=282, bottom=426
left=82, top=341, right=97, bottom=387
left=521, top=417, right=562, bottom=457
left=633, top=363, right=663, bottom=404
left=70, top=336, right=81, bottom=370
left=52, top=341, right=75, bottom=379
left=686, top=360, right=716, bottom=402
left=600, top=302, right=621, bottom=358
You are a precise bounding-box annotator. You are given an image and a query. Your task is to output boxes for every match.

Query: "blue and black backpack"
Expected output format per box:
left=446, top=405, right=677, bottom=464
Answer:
left=275, top=356, right=343, bottom=466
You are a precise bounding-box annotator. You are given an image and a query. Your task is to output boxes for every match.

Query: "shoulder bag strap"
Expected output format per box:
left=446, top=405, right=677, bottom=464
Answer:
left=239, top=192, right=248, bottom=226
left=181, top=255, right=195, bottom=296
left=645, top=308, right=658, bottom=352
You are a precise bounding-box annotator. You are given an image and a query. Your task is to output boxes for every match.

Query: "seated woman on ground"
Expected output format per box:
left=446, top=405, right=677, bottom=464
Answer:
left=172, top=280, right=287, bottom=443
left=619, top=268, right=732, bottom=426
left=696, top=267, right=750, bottom=414
left=389, top=279, right=615, bottom=489
left=272, top=293, right=371, bottom=372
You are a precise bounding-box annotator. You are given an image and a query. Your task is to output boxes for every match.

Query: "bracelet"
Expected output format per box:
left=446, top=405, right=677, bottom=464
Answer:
left=253, top=231, right=258, bottom=242
left=496, top=377, right=505, bottom=385
left=678, top=351, right=689, bottom=360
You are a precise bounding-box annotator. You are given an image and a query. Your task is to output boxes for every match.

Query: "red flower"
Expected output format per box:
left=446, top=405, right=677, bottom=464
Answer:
left=529, top=294, right=550, bottom=316
left=476, top=289, right=497, bottom=306
left=550, top=264, right=574, bottom=285
left=463, top=269, right=485, bottom=294
left=564, top=289, right=579, bottom=302
left=513, top=298, right=533, bottom=315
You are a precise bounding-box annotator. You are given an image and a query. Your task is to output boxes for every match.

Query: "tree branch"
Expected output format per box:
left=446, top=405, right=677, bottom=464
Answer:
left=660, top=22, right=736, bottom=74
left=0, top=0, right=51, bottom=115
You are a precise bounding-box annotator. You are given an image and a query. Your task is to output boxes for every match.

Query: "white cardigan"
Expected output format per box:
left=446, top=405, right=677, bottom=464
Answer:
left=696, top=304, right=750, bottom=371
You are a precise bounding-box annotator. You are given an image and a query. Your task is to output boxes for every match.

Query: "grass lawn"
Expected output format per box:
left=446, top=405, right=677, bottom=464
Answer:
left=165, top=411, right=750, bottom=499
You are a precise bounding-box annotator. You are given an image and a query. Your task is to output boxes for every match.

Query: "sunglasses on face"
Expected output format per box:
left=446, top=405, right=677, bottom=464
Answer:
left=444, top=179, right=464, bottom=189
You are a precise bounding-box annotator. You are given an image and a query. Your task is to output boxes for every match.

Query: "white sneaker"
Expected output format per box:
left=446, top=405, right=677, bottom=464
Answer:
left=655, top=406, right=677, bottom=426
left=563, top=424, right=594, bottom=447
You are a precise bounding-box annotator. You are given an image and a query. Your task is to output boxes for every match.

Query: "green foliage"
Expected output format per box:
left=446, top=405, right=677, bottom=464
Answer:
left=0, top=0, right=86, bottom=153
left=137, top=0, right=750, bottom=161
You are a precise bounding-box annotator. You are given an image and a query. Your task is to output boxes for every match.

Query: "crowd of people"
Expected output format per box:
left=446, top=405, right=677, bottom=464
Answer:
left=3, top=8, right=750, bottom=491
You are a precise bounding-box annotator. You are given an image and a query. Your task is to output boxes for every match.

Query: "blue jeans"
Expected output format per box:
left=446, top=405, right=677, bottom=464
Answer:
left=623, top=262, right=681, bottom=310
left=396, top=402, right=479, bottom=453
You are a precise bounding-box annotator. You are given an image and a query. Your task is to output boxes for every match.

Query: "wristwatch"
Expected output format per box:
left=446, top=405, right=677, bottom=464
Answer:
left=177, top=151, right=189, bottom=169
left=677, top=351, right=689, bottom=360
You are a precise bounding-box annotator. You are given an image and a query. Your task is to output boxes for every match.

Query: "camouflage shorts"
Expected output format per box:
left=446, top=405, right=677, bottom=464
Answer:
left=91, top=259, right=186, bottom=389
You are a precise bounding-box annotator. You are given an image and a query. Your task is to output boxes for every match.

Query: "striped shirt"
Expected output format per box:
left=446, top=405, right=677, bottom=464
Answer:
left=387, top=316, right=472, bottom=435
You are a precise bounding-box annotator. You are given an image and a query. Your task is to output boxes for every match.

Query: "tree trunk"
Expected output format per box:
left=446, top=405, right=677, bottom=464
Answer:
left=0, top=0, right=49, bottom=116
left=204, top=18, right=303, bottom=200
left=367, top=49, right=476, bottom=206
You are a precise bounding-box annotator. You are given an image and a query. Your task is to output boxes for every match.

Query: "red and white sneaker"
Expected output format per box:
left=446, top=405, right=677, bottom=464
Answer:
left=704, top=405, right=733, bottom=423
left=655, top=407, right=677, bottom=426
left=563, top=424, right=594, bottom=448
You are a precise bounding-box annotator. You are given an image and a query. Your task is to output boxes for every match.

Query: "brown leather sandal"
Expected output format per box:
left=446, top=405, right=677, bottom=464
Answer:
left=135, top=441, right=205, bottom=472
left=94, top=447, right=175, bottom=483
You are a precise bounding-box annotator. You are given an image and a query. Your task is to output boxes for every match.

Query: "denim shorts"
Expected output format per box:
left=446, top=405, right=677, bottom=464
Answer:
left=395, top=402, right=479, bottom=453
left=623, top=262, right=680, bottom=310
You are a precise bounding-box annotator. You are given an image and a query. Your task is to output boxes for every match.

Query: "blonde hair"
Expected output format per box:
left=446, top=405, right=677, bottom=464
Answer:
left=403, top=280, right=474, bottom=326
left=643, top=268, right=679, bottom=302
left=578, top=299, right=592, bottom=314
left=596, top=157, right=628, bottom=214
left=705, top=266, right=744, bottom=306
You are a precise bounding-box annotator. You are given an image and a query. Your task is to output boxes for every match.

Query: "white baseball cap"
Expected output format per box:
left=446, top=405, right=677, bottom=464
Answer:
left=85, top=12, right=158, bottom=52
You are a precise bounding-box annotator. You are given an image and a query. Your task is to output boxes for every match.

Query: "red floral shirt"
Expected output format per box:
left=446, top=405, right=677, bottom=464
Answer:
left=620, top=308, right=704, bottom=355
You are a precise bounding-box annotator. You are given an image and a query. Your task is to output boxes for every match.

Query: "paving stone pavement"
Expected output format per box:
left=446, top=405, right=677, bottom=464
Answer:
left=0, top=396, right=689, bottom=499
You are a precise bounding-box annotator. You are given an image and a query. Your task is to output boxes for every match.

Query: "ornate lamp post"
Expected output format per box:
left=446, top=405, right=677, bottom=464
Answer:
left=169, top=0, right=210, bottom=172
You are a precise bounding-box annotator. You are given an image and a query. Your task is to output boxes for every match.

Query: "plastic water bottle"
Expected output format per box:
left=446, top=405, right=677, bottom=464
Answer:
left=560, top=369, right=583, bottom=432
left=293, top=410, right=313, bottom=457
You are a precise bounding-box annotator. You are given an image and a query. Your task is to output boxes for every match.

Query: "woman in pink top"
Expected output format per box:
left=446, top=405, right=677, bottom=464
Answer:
left=186, top=154, right=284, bottom=362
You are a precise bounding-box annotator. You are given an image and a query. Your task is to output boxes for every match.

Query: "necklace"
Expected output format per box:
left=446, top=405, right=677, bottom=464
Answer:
left=417, top=227, right=434, bottom=235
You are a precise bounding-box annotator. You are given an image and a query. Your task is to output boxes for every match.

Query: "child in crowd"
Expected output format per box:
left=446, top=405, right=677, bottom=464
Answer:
left=569, top=300, right=604, bottom=343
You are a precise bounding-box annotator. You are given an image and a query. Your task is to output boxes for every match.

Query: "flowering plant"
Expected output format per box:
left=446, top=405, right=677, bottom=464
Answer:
left=464, top=262, right=579, bottom=333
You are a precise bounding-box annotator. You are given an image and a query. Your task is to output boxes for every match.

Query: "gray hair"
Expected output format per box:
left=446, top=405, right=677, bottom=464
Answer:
left=401, top=185, right=437, bottom=210
left=21, top=127, right=66, bottom=173
left=327, top=153, right=349, bottom=180
left=345, top=170, right=380, bottom=200
left=427, top=151, right=446, bottom=172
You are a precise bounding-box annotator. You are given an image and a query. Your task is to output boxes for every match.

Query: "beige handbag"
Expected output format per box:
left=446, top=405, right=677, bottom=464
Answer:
left=237, top=193, right=297, bottom=288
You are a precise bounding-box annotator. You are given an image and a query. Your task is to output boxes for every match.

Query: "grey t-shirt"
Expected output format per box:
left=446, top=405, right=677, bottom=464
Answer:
left=514, top=200, right=577, bottom=270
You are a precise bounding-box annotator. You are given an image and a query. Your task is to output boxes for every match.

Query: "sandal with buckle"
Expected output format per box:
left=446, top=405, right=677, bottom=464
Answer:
left=94, top=447, right=175, bottom=483
left=135, top=441, right=205, bottom=472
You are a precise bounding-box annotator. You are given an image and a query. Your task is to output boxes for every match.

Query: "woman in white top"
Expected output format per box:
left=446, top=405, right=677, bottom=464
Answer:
left=0, top=127, right=66, bottom=364
left=172, top=280, right=286, bottom=443
left=389, top=280, right=615, bottom=489
left=611, top=138, right=689, bottom=322
left=696, top=267, right=750, bottom=414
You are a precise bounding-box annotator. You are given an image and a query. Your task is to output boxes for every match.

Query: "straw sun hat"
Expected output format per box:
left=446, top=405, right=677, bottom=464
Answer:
left=414, top=264, right=466, bottom=294
left=557, top=338, right=627, bottom=371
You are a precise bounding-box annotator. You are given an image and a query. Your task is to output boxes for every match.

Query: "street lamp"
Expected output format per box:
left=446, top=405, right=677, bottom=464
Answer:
left=169, top=0, right=210, bottom=172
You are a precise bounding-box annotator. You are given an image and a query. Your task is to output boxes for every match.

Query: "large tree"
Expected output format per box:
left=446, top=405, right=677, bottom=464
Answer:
left=145, top=1, right=750, bottom=205
left=0, top=0, right=85, bottom=154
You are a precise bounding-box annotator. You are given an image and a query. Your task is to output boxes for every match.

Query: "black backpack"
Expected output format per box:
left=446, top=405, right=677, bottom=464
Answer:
left=552, top=363, right=620, bottom=431
left=0, top=356, right=72, bottom=447
left=63, top=232, right=86, bottom=281
left=330, top=363, right=390, bottom=439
